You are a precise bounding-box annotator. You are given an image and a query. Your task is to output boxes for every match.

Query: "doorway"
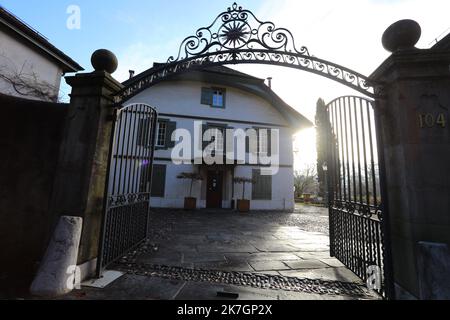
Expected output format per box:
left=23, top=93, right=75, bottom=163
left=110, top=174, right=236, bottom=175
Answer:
left=206, top=170, right=223, bottom=209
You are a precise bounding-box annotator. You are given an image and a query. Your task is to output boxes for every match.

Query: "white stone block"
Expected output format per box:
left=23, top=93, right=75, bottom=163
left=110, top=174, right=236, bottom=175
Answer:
left=30, top=216, right=83, bottom=297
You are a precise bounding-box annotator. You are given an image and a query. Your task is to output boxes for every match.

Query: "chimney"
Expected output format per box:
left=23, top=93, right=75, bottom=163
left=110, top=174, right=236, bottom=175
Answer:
left=267, top=77, right=272, bottom=89
left=129, top=70, right=135, bottom=79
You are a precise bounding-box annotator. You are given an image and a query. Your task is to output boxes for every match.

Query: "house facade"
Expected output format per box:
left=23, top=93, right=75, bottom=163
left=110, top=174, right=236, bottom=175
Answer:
left=124, top=65, right=312, bottom=211
left=0, top=7, right=83, bottom=101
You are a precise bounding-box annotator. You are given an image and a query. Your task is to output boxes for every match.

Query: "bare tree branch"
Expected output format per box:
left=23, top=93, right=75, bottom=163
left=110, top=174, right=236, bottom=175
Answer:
left=0, top=53, right=60, bottom=101
left=294, top=164, right=319, bottom=197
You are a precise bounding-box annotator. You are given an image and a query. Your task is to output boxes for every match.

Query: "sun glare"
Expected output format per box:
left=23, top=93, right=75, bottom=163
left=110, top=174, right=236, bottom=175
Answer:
left=293, top=127, right=317, bottom=172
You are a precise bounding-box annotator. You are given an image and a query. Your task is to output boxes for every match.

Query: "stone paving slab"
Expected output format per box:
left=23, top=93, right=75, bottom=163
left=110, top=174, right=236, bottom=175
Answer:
left=284, top=260, right=329, bottom=270
left=295, top=252, right=335, bottom=260
left=225, top=252, right=301, bottom=262
left=279, top=267, right=362, bottom=283
left=183, top=253, right=227, bottom=263
left=251, top=243, right=299, bottom=252
left=60, top=275, right=185, bottom=300
left=249, top=261, right=291, bottom=272
left=196, top=245, right=259, bottom=253
left=320, top=258, right=346, bottom=268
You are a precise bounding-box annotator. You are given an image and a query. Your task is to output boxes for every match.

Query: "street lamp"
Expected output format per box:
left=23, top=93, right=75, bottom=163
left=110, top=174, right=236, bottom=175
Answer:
left=322, top=162, right=329, bottom=207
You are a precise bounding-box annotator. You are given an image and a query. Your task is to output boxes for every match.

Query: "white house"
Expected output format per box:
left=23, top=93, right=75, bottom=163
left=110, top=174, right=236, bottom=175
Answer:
left=0, top=6, right=83, bottom=101
left=123, top=64, right=312, bottom=211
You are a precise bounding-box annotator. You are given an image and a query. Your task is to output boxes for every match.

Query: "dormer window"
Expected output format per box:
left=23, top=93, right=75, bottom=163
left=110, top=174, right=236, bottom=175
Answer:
left=201, top=87, right=226, bottom=108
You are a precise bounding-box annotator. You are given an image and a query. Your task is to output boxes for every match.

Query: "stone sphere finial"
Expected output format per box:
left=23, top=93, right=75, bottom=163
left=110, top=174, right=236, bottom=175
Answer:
left=91, top=49, right=118, bottom=74
left=382, top=19, right=422, bottom=53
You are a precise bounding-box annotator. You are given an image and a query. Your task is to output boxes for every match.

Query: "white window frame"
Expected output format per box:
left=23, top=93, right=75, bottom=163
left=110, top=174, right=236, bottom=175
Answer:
left=156, top=121, right=167, bottom=148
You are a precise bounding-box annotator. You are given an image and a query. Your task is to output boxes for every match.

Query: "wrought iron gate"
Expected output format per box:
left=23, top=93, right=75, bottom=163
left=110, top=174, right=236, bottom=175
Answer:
left=324, top=96, right=392, bottom=298
left=97, top=103, right=158, bottom=274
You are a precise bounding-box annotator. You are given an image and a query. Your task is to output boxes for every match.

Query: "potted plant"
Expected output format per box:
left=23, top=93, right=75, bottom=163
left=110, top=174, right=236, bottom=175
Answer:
left=177, top=172, right=203, bottom=210
left=233, top=177, right=255, bottom=213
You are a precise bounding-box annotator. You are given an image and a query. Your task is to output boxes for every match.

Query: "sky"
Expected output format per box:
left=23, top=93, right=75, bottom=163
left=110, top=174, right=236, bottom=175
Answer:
left=1, top=0, right=449, bottom=170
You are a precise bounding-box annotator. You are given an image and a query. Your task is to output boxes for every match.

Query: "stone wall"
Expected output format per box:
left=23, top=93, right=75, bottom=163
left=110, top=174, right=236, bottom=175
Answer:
left=371, top=47, right=450, bottom=299
left=0, top=93, right=67, bottom=296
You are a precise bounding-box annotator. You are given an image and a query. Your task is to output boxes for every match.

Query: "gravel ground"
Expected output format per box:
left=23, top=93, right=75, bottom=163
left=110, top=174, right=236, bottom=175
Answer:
left=280, top=204, right=330, bottom=235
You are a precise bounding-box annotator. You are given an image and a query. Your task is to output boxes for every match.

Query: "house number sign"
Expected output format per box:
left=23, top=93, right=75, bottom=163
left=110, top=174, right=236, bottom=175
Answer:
left=418, top=113, right=447, bottom=128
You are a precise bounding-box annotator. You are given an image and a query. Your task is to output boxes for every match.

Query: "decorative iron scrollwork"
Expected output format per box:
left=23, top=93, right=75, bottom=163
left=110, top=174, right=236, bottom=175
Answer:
left=358, top=204, right=373, bottom=218
left=168, top=2, right=309, bottom=63
left=333, top=200, right=381, bottom=220
left=108, top=193, right=151, bottom=209
left=115, top=2, right=379, bottom=103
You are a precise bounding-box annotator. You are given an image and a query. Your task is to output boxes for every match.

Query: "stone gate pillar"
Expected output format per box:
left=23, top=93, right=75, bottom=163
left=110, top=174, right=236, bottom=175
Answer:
left=50, top=50, right=122, bottom=277
left=370, top=21, right=450, bottom=299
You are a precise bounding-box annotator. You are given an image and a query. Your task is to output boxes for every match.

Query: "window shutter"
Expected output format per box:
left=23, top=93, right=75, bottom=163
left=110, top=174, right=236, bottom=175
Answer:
left=267, top=129, right=272, bottom=157
left=246, top=135, right=249, bottom=154
left=252, top=169, right=272, bottom=200
left=201, top=88, right=213, bottom=105
left=150, top=165, right=167, bottom=197
left=263, top=175, right=272, bottom=200
left=165, top=121, right=177, bottom=149
left=221, top=89, right=227, bottom=108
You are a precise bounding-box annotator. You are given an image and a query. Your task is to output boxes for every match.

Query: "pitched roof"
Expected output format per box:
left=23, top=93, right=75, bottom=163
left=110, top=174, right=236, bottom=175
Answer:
left=432, top=33, right=450, bottom=51
left=124, top=63, right=313, bottom=130
left=0, top=6, right=83, bottom=73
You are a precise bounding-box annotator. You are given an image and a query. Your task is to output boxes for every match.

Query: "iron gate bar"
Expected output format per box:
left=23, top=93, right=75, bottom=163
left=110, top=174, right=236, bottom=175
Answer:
left=114, top=3, right=383, bottom=103
left=97, top=103, right=158, bottom=276
left=325, top=96, right=391, bottom=299
left=97, top=107, right=119, bottom=278
left=373, top=99, right=395, bottom=300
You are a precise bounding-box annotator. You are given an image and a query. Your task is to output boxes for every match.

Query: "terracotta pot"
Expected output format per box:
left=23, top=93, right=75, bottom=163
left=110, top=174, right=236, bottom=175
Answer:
left=184, top=197, right=197, bottom=210
left=237, top=199, right=250, bottom=213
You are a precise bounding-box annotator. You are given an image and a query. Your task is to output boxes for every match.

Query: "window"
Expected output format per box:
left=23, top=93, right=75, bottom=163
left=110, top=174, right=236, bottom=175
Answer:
left=137, top=119, right=176, bottom=149
left=252, top=169, right=272, bottom=200
left=201, top=87, right=226, bottom=108
left=140, top=164, right=166, bottom=197
left=156, top=121, right=167, bottom=147
left=212, top=89, right=224, bottom=108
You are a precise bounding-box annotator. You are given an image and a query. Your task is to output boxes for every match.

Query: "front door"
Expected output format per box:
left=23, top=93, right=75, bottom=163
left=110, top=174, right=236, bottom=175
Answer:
left=206, top=170, right=223, bottom=209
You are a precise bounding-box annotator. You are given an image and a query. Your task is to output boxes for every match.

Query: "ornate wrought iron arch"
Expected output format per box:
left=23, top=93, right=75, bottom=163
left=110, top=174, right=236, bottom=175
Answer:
left=116, top=2, right=381, bottom=102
